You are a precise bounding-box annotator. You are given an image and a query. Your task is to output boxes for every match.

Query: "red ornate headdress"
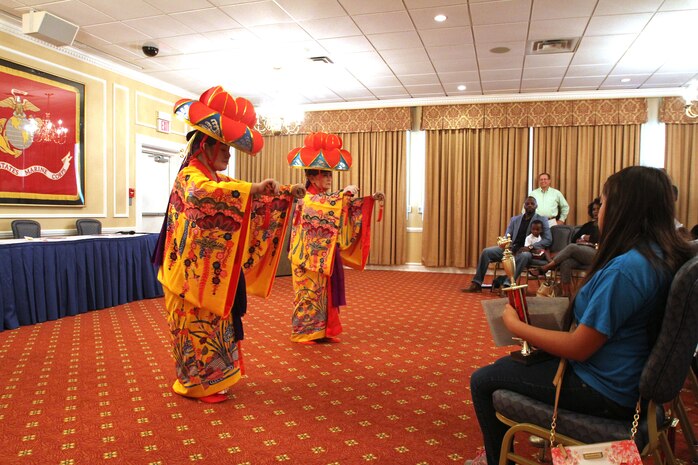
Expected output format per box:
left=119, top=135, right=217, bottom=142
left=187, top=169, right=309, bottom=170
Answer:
left=173, top=86, right=264, bottom=155
left=287, top=132, right=352, bottom=171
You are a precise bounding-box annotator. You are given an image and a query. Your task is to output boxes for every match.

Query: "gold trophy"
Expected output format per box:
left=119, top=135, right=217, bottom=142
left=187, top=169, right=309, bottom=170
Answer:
left=498, top=235, right=548, bottom=364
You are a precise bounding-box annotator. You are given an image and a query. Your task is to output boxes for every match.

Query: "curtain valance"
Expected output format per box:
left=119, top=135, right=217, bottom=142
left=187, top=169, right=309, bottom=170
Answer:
left=659, top=97, right=698, bottom=124
left=298, top=107, right=411, bottom=133
left=421, top=98, right=647, bottom=129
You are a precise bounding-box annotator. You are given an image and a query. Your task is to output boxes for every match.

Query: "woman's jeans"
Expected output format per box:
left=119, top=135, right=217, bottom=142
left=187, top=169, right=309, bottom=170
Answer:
left=470, top=356, right=635, bottom=465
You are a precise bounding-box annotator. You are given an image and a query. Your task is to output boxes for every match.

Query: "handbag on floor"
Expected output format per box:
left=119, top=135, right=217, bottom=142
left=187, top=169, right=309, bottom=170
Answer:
left=549, top=360, right=643, bottom=465
left=536, top=272, right=562, bottom=298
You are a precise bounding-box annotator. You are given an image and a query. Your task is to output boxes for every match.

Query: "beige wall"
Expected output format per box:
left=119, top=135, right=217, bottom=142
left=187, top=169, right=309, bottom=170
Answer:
left=0, top=32, right=189, bottom=236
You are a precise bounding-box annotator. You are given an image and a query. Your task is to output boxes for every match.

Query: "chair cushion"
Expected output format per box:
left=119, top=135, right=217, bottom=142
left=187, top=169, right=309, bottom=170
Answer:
left=492, top=389, right=660, bottom=449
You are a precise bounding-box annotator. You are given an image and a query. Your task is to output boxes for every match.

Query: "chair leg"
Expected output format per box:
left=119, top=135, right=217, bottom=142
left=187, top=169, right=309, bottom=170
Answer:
left=673, top=396, right=698, bottom=463
left=499, top=424, right=547, bottom=465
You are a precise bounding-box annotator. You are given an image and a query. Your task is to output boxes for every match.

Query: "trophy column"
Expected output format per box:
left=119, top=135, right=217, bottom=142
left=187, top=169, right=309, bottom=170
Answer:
left=498, top=235, right=548, bottom=364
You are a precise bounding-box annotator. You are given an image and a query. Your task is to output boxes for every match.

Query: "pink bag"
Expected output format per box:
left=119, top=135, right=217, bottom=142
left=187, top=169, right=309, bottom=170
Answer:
left=551, top=440, right=642, bottom=465
left=549, top=360, right=643, bottom=465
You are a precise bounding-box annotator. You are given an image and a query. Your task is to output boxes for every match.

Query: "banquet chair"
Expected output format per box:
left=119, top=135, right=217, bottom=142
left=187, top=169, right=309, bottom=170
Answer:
left=76, top=218, right=102, bottom=235
left=11, top=219, right=41, bottom=239
left=492, top=255, right=698, bottom=465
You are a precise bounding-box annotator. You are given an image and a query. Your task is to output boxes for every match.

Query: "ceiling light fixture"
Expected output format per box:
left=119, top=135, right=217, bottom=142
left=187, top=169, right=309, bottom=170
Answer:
left=621, top=78, right=631, bottom=83
left=434, top=14, right=447, bottom=22
left=457, top=84, right=466, bottom=91
left=255, top=102, right=305, bottom=136
left=681, top=79, right=698, bottom=118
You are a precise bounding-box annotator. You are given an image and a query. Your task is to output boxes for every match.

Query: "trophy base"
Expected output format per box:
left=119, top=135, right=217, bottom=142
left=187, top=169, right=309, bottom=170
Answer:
left=509, top=349, right=552, bottom=366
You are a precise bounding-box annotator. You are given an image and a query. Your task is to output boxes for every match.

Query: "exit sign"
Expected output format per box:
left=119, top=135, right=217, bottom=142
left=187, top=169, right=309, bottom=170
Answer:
left=156, top=118, right=170, bottom=133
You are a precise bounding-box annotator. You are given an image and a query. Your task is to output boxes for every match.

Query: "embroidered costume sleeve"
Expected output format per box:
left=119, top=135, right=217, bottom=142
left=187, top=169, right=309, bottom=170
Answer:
left=242, top=184, right=298, bottom=297
left=159, top=165, right=252, bottom=318
left=339, top=196, right=375, bottom=270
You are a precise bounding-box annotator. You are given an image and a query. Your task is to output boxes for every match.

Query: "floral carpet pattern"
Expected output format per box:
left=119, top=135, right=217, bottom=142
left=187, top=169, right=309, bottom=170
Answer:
left=0, top=270, right=694, bottom=464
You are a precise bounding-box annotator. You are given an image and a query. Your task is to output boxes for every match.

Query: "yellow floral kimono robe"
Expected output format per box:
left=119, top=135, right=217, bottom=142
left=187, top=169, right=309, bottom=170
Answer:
left=289, top=189, right=375, bottom=342
left=159, top=160, right=295, bottom=398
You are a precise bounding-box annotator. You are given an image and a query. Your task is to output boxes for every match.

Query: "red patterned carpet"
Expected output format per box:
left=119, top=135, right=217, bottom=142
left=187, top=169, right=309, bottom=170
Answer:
left=0, top=270, right=694, bottom=465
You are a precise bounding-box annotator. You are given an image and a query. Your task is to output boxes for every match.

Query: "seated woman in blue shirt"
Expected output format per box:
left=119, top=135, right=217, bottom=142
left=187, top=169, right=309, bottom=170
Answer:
left=468, top=166, right=694, bottom=465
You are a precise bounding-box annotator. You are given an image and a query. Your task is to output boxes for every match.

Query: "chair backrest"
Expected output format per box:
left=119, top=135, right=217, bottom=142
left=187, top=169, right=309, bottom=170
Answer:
left=76, top=219, right=102, bottom=235
left=640, top=255, right=698, bottom=404
left=11, top=219, right=41, bottom=239
left=549, top=225, right=573, bottom=253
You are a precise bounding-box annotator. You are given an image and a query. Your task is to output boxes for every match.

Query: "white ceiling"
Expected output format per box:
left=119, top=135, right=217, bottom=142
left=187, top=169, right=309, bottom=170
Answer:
left=1, top=0, right=697, bottom=109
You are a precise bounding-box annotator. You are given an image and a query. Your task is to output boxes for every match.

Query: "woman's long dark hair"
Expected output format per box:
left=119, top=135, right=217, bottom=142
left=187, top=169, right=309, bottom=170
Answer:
left=561, top=167, right=692, bottom=331
left=585, top=166, right=692, bottom=282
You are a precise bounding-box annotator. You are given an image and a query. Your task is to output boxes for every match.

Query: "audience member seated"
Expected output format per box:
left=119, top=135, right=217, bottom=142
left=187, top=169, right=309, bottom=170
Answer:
left=468, top=166, right=694, bottom=465
left=520, top=219, right=550, bottom=263
left=462, top=197, right=551, bottom=293
left=531, top=198, right=601, bottom=296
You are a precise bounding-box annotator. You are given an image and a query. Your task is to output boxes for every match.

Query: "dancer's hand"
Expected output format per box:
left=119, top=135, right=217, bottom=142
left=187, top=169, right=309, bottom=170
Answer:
left=343, top=185, right=359, bottom=197
left=372, top=192, right=385, bottom=202
left=251, top=178, right=279, bottom=196
left=290, top=184, right=306, bottom=199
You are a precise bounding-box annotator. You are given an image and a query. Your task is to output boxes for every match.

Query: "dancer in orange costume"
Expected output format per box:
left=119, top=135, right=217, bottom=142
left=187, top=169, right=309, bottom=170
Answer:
left=153, top=86, right=304, bottom=402
left=287, top=132, right=384, bottom=344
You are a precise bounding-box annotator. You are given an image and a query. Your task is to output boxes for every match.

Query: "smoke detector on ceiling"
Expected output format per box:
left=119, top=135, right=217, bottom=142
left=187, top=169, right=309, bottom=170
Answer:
left=527, top=38, right=579, bottom=55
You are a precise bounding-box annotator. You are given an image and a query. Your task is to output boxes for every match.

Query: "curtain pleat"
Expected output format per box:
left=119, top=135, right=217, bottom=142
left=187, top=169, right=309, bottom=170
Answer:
left=236, top=131, right=407, bottom=265
left=532, top=125, right=640, bottom=225
left=422, top=128, right=529, bottom=268
left=665, top=124, right=698, bottom=230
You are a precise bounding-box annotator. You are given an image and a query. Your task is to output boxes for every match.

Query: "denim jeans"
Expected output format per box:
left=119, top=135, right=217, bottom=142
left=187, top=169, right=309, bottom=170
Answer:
left=470, top=356, right=635, bottom=465
left=472, top=246, right=531, bottom=285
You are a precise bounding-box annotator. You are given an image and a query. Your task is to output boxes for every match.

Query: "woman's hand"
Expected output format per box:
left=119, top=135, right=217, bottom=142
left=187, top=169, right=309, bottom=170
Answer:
left=251, top=178, right=279, bottom=196
left=343, top=185, right=359, bottom=197
left=290, top=184, right=306, bottom=199
left=372, top=192, right=385, bottom=202
left=502, top=304, right=522, bottom=333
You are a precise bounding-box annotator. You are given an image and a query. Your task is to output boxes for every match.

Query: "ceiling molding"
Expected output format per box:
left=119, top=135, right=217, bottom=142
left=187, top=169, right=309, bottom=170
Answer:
left=301, top=87, right=684, bottom=112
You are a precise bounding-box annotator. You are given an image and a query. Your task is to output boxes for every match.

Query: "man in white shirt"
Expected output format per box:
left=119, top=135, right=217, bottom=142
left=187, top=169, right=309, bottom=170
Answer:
left=528, top=173, right=569, bottom=228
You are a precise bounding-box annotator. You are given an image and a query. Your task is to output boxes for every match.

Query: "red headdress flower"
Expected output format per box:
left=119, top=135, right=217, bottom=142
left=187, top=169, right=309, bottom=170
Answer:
left=287, top=132, right=352, bottom=171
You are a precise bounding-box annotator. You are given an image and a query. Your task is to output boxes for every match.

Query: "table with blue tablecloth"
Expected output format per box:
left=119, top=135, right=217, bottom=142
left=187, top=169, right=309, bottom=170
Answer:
left=0, top=233, right=164, bottom=331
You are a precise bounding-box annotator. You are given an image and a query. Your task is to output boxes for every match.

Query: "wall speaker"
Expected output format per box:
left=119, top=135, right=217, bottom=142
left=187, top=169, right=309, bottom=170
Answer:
left=22, top=11, right=79, bottom=47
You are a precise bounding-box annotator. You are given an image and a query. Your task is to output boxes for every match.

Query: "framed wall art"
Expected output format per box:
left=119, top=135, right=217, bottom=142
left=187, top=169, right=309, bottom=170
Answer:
left=0, top=58, right=85, bottom=206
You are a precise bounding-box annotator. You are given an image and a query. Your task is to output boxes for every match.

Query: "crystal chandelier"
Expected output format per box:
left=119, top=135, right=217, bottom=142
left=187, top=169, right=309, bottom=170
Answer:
left=681, top=80, right=698, bottom=118
left=34, top=93, right=69, bottom=144
left=255, top=103, right=304, bottom=136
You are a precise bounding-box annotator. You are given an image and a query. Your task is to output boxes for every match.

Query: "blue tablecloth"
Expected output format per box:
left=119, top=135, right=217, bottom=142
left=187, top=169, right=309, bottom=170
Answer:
left=0, top=233, right=163, bottom=331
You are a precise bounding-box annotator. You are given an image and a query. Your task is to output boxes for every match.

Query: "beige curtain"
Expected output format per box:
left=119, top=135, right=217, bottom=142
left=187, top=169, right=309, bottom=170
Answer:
left=422, top=127, right=529, bottom=268
left=235, top=134, right=306, bottom=185
left=532, top=125, right=640, bottom=225
left=665, top=124, right=698, bottom=231
left=334, top=132, right=407, bottom=265
left=236, top=131, right=407, bottom=266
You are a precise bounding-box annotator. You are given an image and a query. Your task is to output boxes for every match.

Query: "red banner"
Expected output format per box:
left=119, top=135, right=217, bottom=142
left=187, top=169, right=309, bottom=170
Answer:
left=0, top=59, right=84, bottom=205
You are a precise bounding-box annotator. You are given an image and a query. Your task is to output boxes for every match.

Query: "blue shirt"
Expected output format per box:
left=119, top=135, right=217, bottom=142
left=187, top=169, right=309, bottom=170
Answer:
left=569, top=248, right=670, bottom=407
